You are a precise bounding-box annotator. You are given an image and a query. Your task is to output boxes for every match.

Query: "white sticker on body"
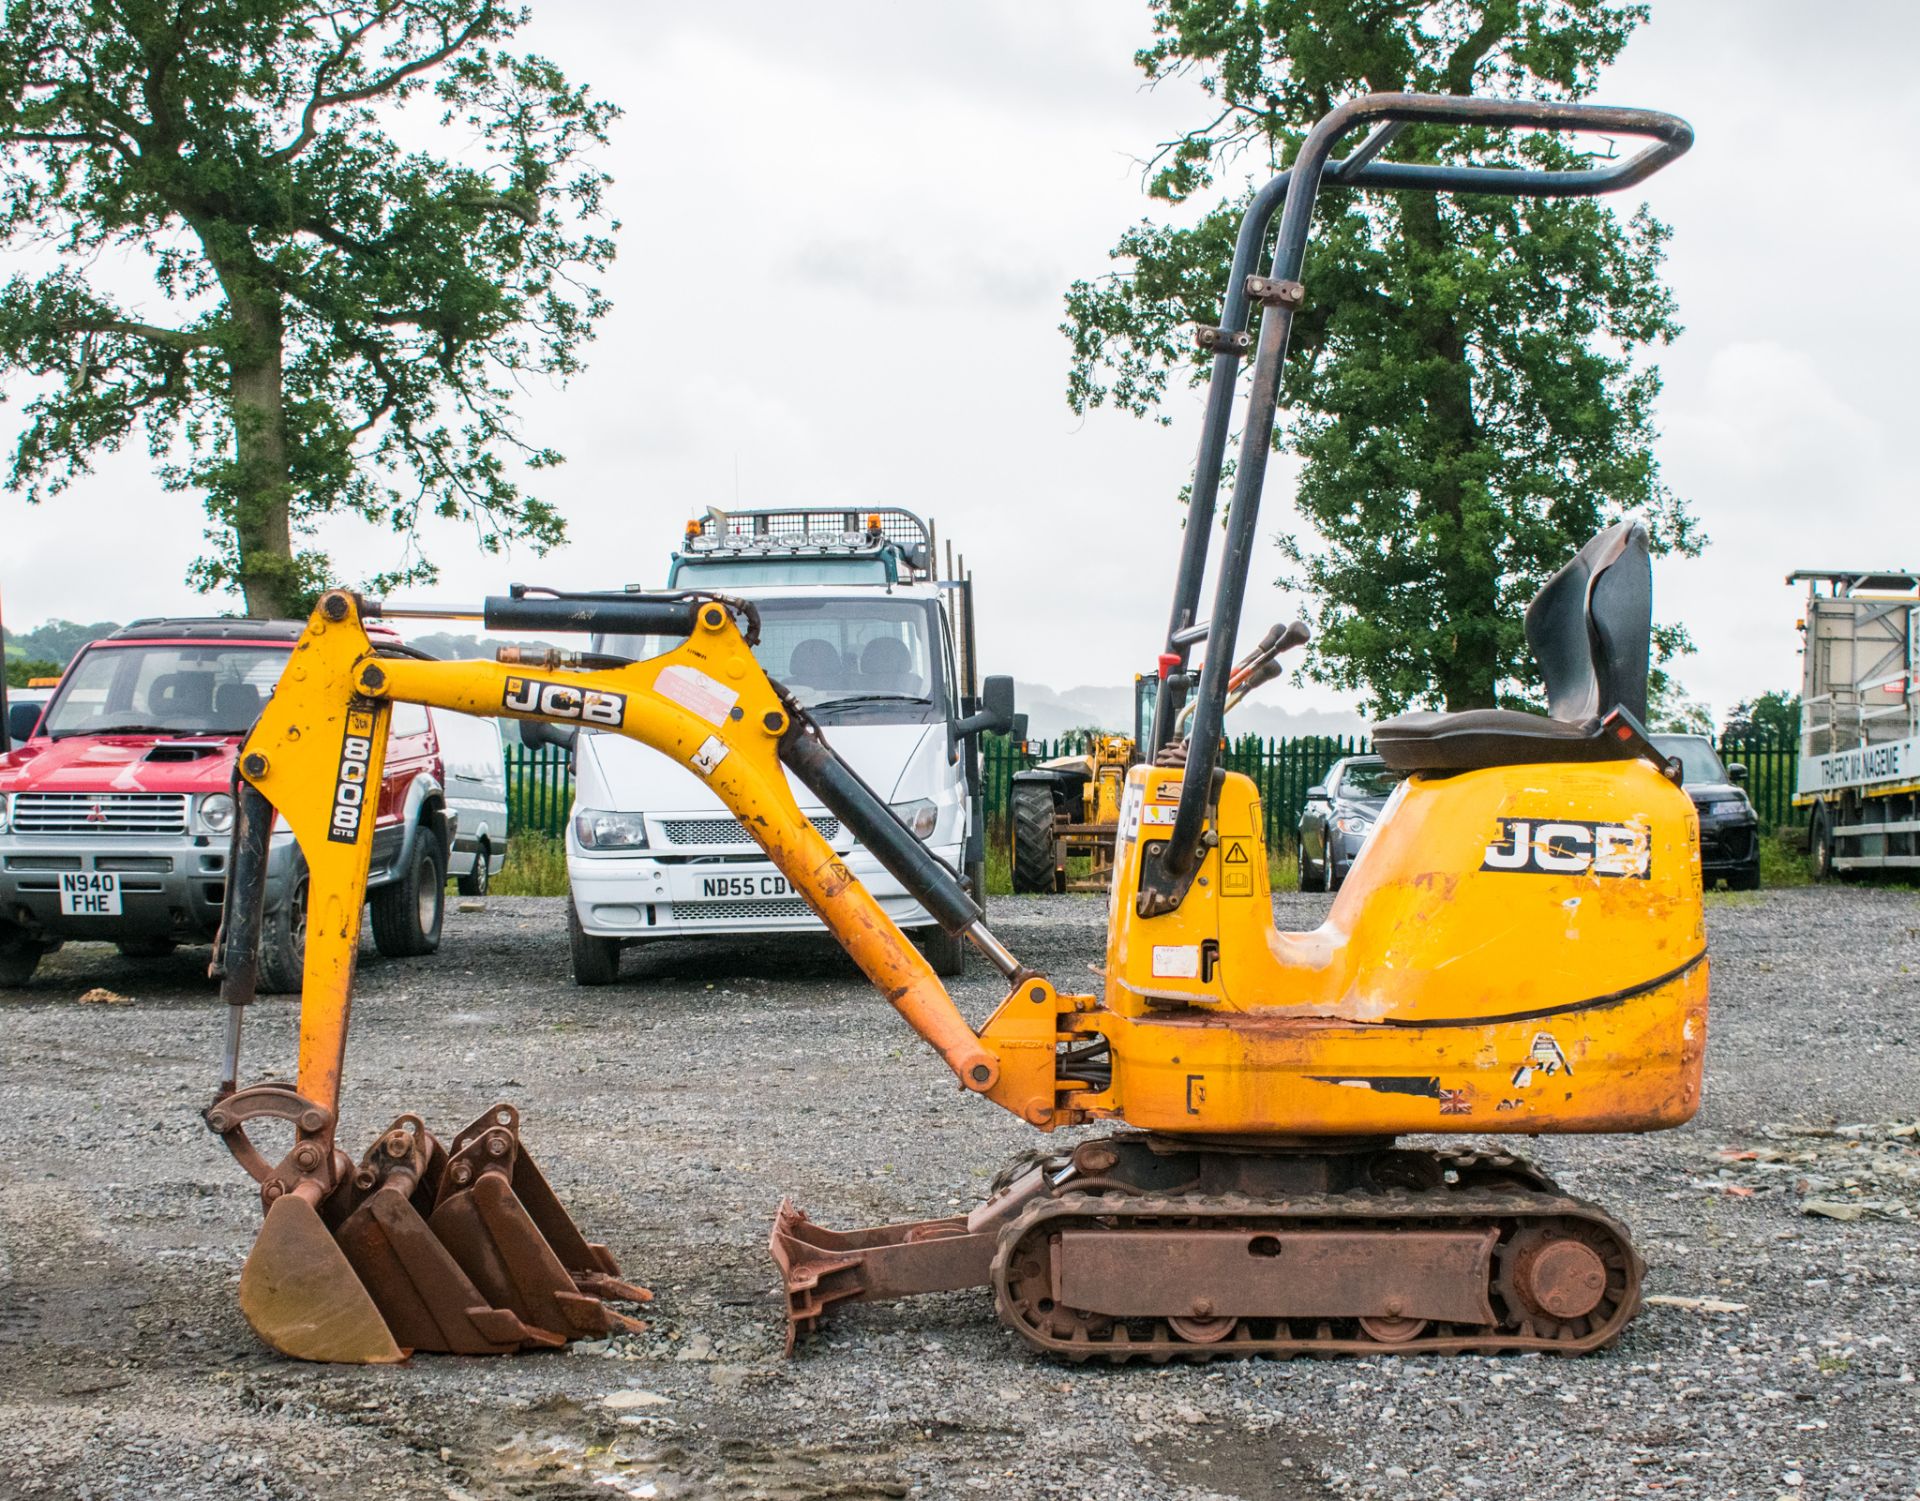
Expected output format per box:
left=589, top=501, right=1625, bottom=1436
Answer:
left=656, top=665, right=740, bottom=726
left=689, top=735, right=730, bottom=775
left=1151, top=944, right=1201, bottom=979
left=1140, top=805, right=1178, bottom=827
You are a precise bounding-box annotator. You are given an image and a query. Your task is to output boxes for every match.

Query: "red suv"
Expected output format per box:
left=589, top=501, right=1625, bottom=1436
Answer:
left=0, top=617, right=456, bottom=989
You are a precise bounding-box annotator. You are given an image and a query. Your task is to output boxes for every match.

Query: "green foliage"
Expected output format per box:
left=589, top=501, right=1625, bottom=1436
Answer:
left=1725, top=690, right=1800, bottom=742
left=2, top=618, right=120, bottom=667
left=1065, top=1, right=1702, bottom=714
left=3, top=654, right=59, bottom=687
left=0, top=0, right=619, bottom=616
left=489, top=832, right=567, bottom=896
left=1758, top=830, right=1811, bottom=888
left=1647, top=672, right=1713, bottom=735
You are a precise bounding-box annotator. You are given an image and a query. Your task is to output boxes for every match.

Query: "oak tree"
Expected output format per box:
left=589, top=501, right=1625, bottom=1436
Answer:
left=0, top=0, right=617, bottom=616
left=1066, top=1, right=1702, bottom=714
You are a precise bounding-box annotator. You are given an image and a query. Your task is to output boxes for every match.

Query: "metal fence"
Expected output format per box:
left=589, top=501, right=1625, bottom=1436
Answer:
left=509, top=728, right=1806, bottom=846
left=506, top=745, right=575, bottom=840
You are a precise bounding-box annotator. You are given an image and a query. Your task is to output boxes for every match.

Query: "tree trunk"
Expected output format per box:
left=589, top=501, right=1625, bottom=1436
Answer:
left=1400, top=194, right=1498, bottom=712
left=226, top=288, right=295, bottom=619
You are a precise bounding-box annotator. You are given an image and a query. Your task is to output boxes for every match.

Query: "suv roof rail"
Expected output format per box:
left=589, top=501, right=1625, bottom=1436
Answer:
left=679, top=507, right=934, bottom=580
left=110, top=617, right=308, bottom=641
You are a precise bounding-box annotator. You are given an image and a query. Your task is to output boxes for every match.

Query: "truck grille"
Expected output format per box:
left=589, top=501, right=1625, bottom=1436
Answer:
left=659, top=815, right=840, bottom=848
left=669, top=898, right=814, bottom=922
left=10, top=792, right=190, bottom=836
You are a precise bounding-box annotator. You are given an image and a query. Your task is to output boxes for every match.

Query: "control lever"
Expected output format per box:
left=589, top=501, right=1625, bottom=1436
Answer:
left=1179, top=619, right=1311, bottom=729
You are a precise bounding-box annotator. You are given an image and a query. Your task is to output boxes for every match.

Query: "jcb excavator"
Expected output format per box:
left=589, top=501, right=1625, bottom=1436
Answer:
left=209, top=93, right=1705, bottom=1365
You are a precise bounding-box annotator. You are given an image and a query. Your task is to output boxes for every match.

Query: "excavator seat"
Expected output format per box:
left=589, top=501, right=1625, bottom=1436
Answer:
left=1373, top=521, right=1652, bottom=773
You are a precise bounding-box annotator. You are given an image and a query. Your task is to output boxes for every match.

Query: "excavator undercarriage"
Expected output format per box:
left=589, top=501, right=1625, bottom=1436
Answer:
left=776, top=1134, right=1639, bottom=1362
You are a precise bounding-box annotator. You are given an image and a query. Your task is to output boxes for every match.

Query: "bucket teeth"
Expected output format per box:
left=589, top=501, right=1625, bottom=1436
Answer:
left=236, top=1102, right=647, bottom=1363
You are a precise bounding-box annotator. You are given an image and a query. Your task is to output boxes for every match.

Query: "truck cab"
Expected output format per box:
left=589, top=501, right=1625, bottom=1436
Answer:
left=554, top=509, right=1007, bottom=982
left=0, top=617, right=502, bottom=988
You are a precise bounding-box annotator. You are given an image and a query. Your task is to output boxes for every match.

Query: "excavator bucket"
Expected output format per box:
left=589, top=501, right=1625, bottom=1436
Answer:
left=331, top=1115, right=566, bottom=1355
left=240, top=1190, right=407, bottom=1365
left=425, top=1104, right=652, bottom=1342
left=214, top=1092, right=649, bottom=1362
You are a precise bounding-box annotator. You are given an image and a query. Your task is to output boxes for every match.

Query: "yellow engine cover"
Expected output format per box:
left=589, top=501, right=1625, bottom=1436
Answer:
left=1079, top=759, right=1709, bottom=1136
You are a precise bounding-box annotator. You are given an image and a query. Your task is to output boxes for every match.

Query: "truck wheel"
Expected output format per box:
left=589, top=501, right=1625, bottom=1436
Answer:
left=0, top=926, right=46, bottom=987
left=568, top=900, right=621, bottom=986
left=456, top=838, right=492, bottom=898
left=1810, top=805, right=1835, bottom=882
left=1010, top=783, right=1059, bottom=895
left=371, top=831, right=446, bottom=958
left=916, top=923, right=967, bottom=978
left=116, top=938, right=177, bottom=959
left=257, top=854, right=309, bottom=995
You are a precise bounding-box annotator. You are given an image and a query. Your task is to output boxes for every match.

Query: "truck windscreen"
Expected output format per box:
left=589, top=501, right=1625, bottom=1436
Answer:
left=600, top=598, right=942, bottom=722
left=43, top=643, right=291, bottom=739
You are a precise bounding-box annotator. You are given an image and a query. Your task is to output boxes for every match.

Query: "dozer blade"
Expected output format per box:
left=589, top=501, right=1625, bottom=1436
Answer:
left=427, top=1104, right=651, bottom=1342
left=332, top=1116, right=564, bottom=1355
left=240, top=1191, right=406, bottom=1365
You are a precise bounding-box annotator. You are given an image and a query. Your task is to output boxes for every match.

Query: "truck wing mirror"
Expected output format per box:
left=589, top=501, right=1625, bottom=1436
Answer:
left=1009, top=712, right=1029, bottom=745
left=519, top=719, right=579, bottom=755
left=953, top=675, right=1016, bottom=740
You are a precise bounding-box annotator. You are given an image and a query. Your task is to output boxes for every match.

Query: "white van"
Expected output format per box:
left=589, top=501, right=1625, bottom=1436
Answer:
left=539, top=510, right=1008, bottom=984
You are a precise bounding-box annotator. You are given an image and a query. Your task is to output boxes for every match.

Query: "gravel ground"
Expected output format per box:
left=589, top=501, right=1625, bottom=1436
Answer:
left=1, top=886, right=1917, bottom=1501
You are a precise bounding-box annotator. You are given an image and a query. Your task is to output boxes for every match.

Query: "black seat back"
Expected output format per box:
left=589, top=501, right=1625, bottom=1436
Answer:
left=1523, top=520, right=1651, bottom=725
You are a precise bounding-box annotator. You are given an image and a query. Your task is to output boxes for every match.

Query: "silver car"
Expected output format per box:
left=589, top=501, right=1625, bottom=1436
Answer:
left=1297, top=755, right=1405, bottom=891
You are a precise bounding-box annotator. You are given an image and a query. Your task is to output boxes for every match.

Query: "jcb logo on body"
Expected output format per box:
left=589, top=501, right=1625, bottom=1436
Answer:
left=328, top=709, right=378, bottom=845
left=502, top=676, right=626, bottom=727
left=1482, top=817, right=1650, bottom=879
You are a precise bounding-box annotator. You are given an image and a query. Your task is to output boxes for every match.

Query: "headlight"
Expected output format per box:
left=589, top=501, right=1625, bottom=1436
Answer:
left=890, top=799, right=938, bottom=841
left=573, top=809, right=649, bottom=850
left=1334, top=812, right=1374, bottom=836
left=198, top=792, right=236, bottom=835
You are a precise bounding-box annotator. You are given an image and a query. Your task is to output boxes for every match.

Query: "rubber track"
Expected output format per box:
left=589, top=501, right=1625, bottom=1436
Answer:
left=987, top=1164, right=1643, bottom=1364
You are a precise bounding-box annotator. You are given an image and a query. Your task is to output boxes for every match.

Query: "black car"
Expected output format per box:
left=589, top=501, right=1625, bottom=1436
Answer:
left=1651, top=733, right=1760, bottom=890
left=1297, top=755, right=1406, bottom=891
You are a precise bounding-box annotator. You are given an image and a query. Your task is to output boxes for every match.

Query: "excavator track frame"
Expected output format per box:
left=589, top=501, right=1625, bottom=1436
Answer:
left=986, top=1142, right=1640, bottom=1364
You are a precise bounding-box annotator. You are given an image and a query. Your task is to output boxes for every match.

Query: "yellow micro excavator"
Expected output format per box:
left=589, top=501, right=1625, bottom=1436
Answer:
left=208, top=93, right=1706, bottom=1365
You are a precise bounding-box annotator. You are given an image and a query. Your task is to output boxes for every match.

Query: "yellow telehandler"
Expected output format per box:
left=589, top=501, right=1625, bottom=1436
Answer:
left=207, top=93, right=1703, bottom=1365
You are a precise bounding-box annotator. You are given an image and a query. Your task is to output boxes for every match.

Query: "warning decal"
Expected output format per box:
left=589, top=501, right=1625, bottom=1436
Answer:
left=1222, top=838, right=1252, bottom=896
left=656, top=665, right=740, bottom=726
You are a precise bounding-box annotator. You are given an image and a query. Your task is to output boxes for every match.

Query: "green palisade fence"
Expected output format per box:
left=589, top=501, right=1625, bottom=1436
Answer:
left=510, top=728, right=1805, bottom=845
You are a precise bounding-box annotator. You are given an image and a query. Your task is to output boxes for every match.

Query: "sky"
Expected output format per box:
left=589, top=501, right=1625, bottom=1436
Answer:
left=1, top=0, right=1913, bottom=725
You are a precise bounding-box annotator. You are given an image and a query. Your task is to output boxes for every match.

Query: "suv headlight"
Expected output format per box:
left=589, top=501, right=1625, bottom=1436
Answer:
left=198, top=792, right=236, bottom=835
left=1334, top=812, right=1374, bottom=836
left=574, top=809, right=649, bottom=850
left=890, top=799, right=938, bottom=840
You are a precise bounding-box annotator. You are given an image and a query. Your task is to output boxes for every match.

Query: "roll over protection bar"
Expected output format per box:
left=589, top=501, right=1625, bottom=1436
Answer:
left=1144, top=94, right=1692, bottom=912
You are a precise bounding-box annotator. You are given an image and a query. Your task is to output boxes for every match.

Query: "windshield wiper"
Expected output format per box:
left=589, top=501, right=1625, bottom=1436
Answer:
left=51, top=722, right=178, bottom=740
left=807, top=693, right=933, bottom=711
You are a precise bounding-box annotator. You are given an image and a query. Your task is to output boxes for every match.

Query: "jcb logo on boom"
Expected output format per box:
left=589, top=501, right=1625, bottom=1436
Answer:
left=327, top=709, right=379, bottom=845
left=1481, top=818, right=1650, bottom=879
left=502, top=676, right=626, bottom=727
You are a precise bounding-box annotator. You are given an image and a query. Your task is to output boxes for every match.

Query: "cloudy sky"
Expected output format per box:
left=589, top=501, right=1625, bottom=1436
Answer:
left=2, top=1, right=1912, bottom=723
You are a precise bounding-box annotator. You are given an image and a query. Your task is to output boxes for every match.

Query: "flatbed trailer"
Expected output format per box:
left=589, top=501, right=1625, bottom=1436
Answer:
left=1790, top=569, right=1920, bottom=877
